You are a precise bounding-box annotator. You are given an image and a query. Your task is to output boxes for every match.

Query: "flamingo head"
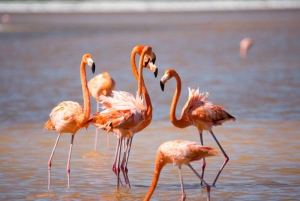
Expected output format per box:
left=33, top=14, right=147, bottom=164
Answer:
left=143, top=50, right=158, bottom=78
left=160, top=68, right=175, bottom=91
left=83, top=54, right=96, bottom=74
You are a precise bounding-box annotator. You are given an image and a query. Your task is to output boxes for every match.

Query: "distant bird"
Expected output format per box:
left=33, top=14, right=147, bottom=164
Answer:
left=88, top=72, right=115, bottom=150
left=239, top=37, right=253, bottom=58
left=1, top=14, right=10, bottom=24
left=144, top=140, right=218, bottom=201
left=87, top=46, right=157, bottom=188
left=160, top=68, right=236, bottom=186
left=44, top=54, right=95, bottom=189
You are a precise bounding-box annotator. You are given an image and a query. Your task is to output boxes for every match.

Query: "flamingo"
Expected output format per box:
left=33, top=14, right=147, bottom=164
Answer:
left=144, top=140, right=218, bottom=201
left=239, top=37, right=253, bottom=58
left=44, top=54, right=95, bottom=189
left=160, top=68, right=236, bottom=186
left=130, top=45, right=157, bottom=132
left=113, top=45, right=157, bottom=184
left=87, top=46, right=157, bottom=188
left=88, top=72, right=115, bottom=150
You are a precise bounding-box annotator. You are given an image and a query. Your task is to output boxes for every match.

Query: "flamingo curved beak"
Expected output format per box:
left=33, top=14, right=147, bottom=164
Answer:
left=91, top=62, right=95, bottom=74
left=87, top=57, right=96, bottom=74
left=160, top=81, right=165, bottom=91
left=148, top=62, right=158, bottom=78
left=160, top=73, right=169, bottom=91
left=154, top=68, right=158, bottom=78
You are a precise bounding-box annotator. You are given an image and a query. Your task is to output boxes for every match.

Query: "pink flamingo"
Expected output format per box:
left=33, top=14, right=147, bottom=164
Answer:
left=144, top=140, right=218, bottom=201
left=240, top=37, right=254, bottom=58
left=88, top=72, right=115, bottom=150
left=44, top=54, right=95, bottom=189
left=160, top=68, right=236, bottom=186
left=87, top=46, right=157, bottom=188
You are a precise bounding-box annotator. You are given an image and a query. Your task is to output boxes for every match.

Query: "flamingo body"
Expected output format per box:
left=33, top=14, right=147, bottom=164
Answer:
left=144, top=140, right=218, bottom=201
left=183, top=88, right=235, bottom=132
left=88, top=72, right=115, bottom=102
left=44, top=101, right=87, bottom=134
left=159, top=140, right=218, bottom=166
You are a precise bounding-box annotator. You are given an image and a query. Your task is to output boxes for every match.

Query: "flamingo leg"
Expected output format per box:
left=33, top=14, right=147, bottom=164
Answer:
left=121, top=137, right=133, bottom=188
left=188, top=164, right=211, bottom=201
left=107, top=132, right=110, bottom=150
left=123, top=138, right=126, bottom=150
left=112, top=138, right=123, bottom=187
left=124, top=137, right=133, bottom=171
left=121, top=138, right=130, bottom=187
left=66, top=135, right=75, bottom=189
left=199, top=131, right=206, bottom=186
left=210, top=131, right=229, bottom=187
left=112, top=138, right=119, bottom=174
left=94, top=127, right=99, bottom=150
left=105, top=100, right=110, bottom=150
left=48, top=133, right=61, bottom=190
left=124, top=137, right=133, bottom=188
left=117, top=138, right=124, bottom=188
left=94, top=101, right=99, bottom=150
left=178, top=167, right=186, bottom=201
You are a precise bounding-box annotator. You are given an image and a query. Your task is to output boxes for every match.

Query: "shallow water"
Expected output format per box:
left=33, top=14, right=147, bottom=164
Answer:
left=0, top=10, right=300, bottom=201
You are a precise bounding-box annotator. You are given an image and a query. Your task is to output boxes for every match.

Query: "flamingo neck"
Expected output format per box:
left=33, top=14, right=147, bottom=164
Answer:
left=80, top=61, right=90, bottom=122
left=131, top=45, right=144, bottom=80
left=137, top=48, right=147, bottom=97
left=131, top=45, right=152, bottom=119
left=144, top=152, right=165, bottom=201
left=170, top=72, right=190, bottom=128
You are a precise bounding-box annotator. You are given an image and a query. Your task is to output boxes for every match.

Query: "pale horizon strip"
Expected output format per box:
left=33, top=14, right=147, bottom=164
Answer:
left=0, top=1, right=300, bottom=13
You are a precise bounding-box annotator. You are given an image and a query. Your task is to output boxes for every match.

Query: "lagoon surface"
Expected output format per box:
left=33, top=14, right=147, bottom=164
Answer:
left=0, top=10, right=300, bottom=200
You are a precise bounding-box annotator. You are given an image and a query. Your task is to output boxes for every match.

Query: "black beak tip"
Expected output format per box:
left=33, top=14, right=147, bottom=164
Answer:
left=154, top=68, right=158, bottom=78
left=160, top=81, right=164, bottom=91
left=92, top=63, right=96, bottom=74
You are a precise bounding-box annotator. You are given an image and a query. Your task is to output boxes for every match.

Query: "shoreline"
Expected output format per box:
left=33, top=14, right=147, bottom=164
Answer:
left=0, top=1, right=300, bottom=13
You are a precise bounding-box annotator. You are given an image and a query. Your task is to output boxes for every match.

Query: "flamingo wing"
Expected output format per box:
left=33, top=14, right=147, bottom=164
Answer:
left=88, top=90, right=146, bottom=138
left=182, top=88, right=235, bottom=129
left=100, top=91, right=144, bottom=110
left=179, top=88, right=209, bottom=125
